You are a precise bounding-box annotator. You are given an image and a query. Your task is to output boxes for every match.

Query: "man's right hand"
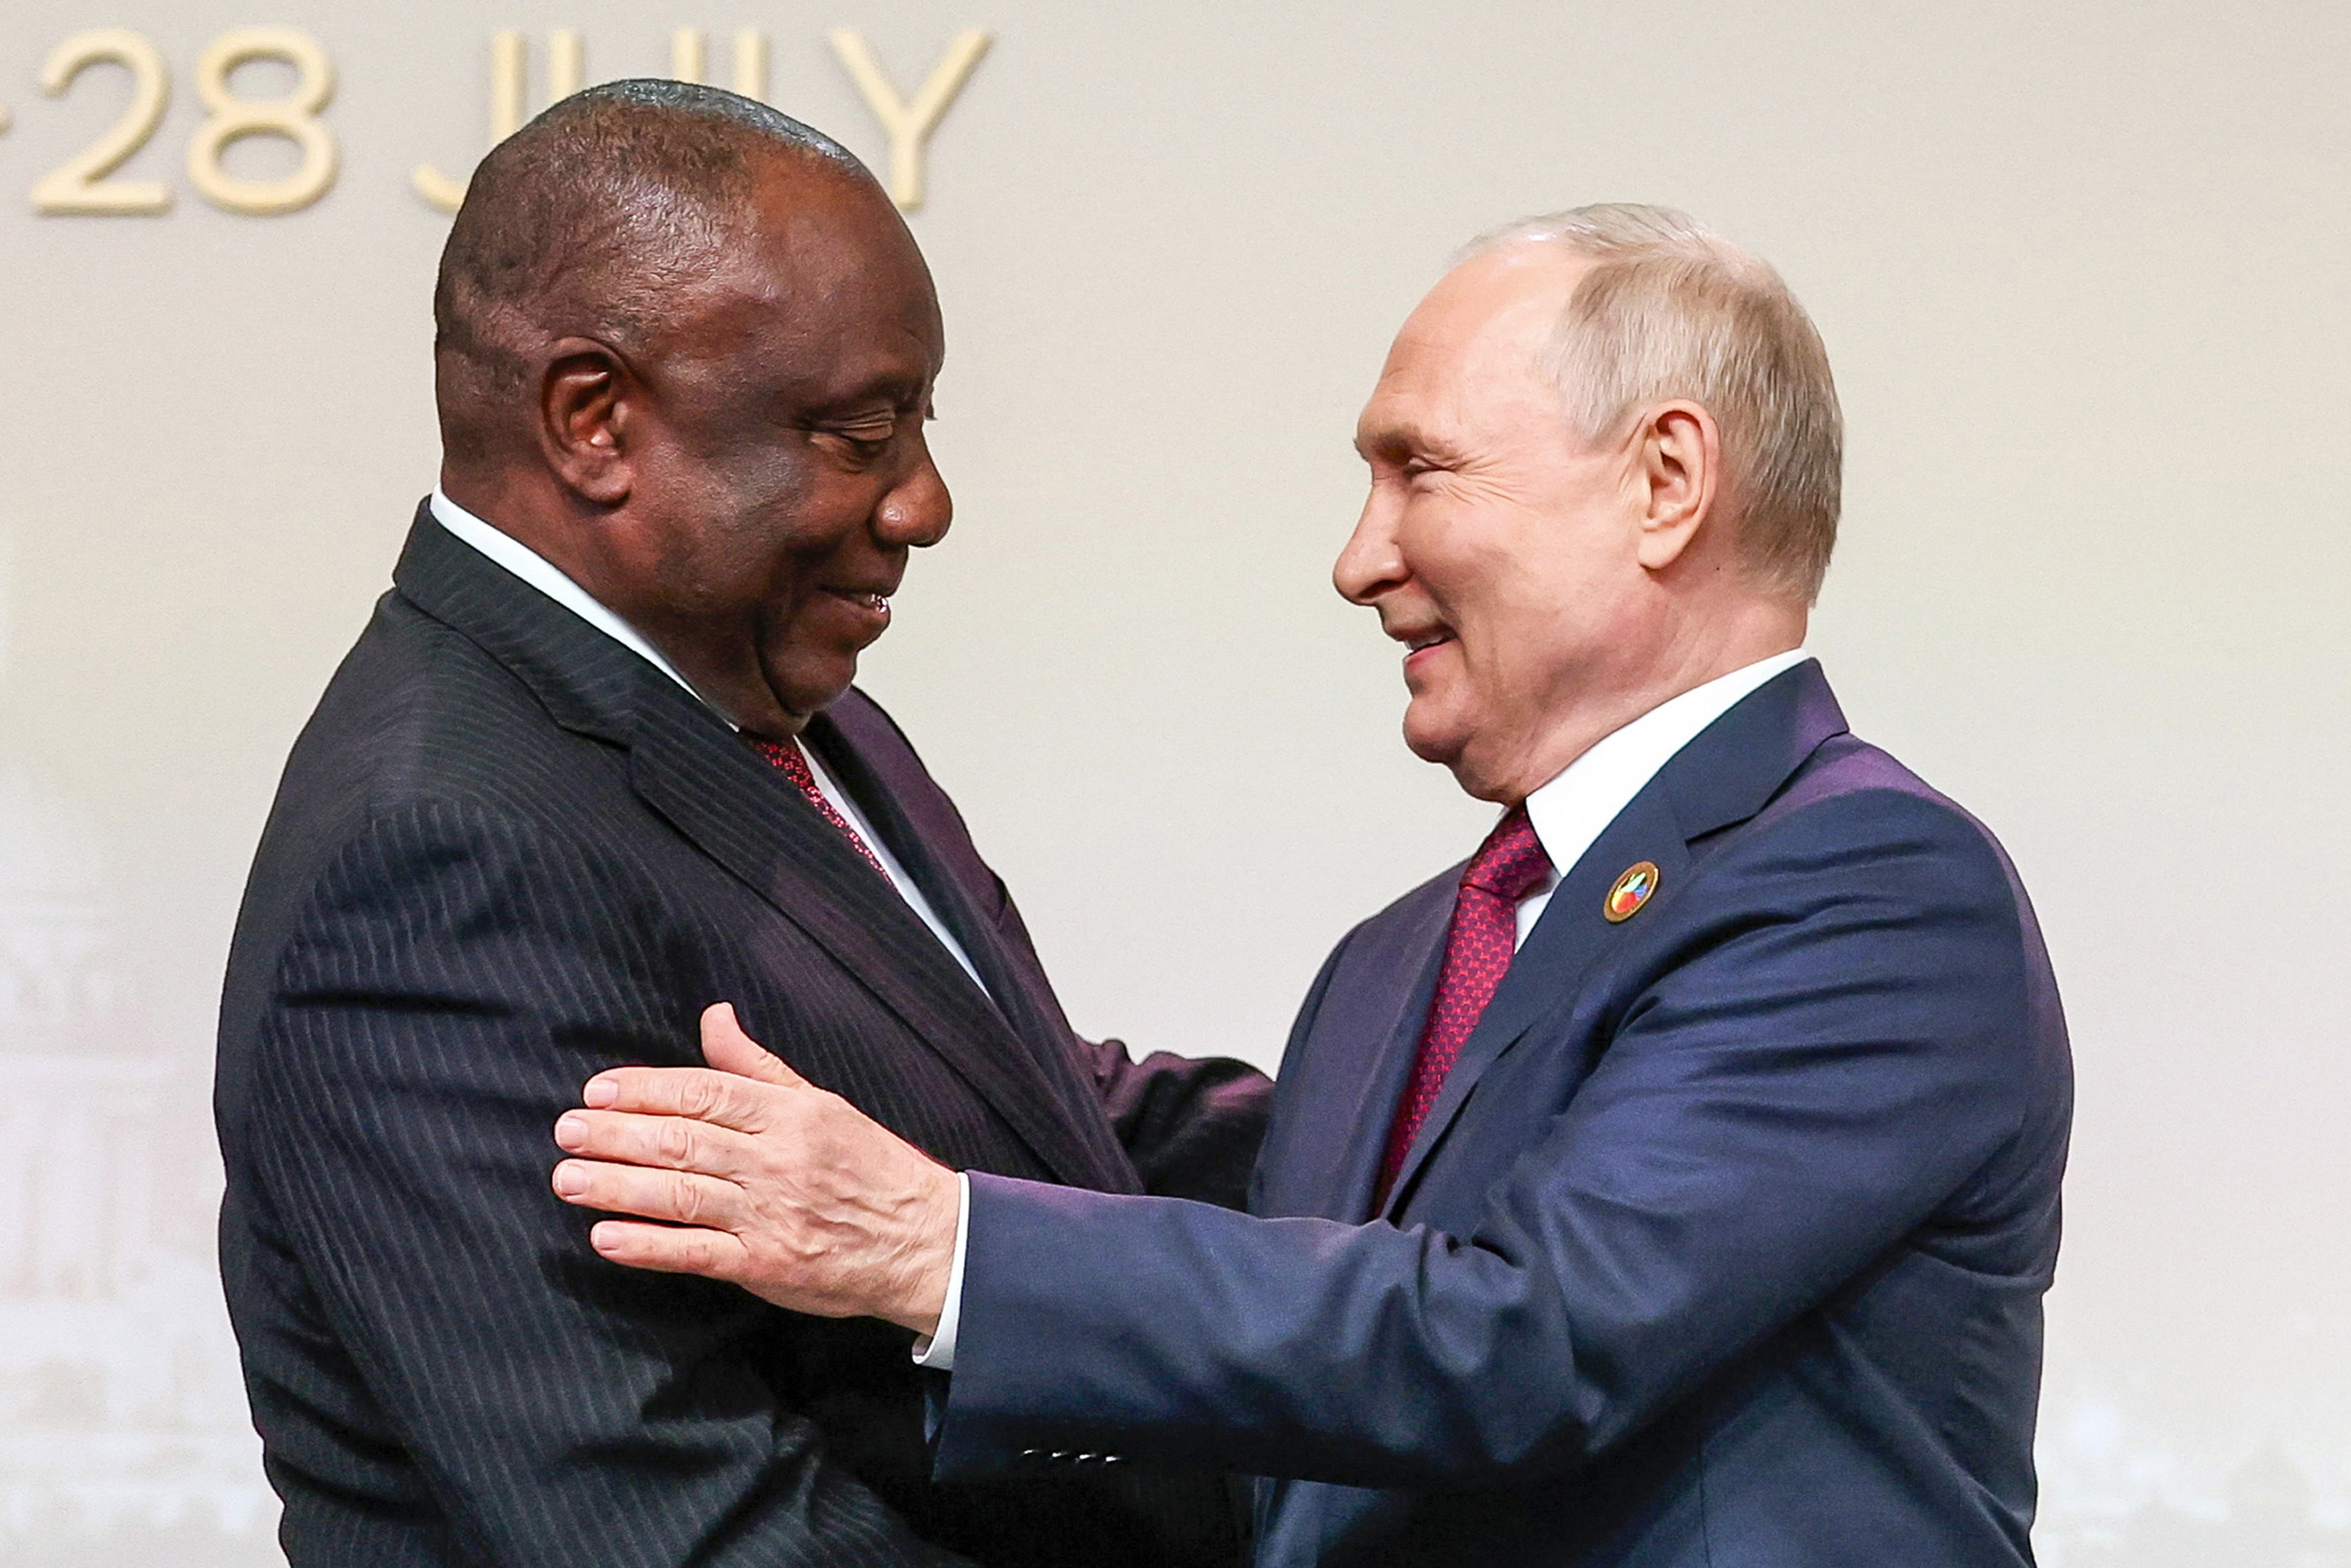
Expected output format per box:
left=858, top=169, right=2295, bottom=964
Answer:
left=553, top=1003, right=962, bottom=1335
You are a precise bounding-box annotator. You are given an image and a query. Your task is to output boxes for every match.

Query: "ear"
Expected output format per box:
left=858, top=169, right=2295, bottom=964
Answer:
left=537, top=336, right=639, bottom=508
left=1631, top=400, right=1722, bottom=572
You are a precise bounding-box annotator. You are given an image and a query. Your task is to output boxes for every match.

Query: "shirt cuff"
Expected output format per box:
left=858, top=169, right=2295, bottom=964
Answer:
left=910, top=1171, right=971, bottom=1370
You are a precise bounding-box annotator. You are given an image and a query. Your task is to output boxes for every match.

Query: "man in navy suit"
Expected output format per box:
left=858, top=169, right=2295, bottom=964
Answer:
left=552, top=204, right=2072, bottom=1566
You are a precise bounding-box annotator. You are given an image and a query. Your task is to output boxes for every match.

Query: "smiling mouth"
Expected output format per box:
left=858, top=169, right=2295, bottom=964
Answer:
left=827, top=589, right=892, bottom=618
left=1403, top=630, right=1452, bottom=654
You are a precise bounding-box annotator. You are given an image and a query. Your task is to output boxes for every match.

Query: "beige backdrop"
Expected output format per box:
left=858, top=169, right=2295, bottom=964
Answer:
left=3, top=3, right=2346, bottom=1563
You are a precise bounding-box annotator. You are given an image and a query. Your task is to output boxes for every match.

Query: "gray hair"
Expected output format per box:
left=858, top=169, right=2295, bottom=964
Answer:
left=1462, top=204, right=1842, bottom=603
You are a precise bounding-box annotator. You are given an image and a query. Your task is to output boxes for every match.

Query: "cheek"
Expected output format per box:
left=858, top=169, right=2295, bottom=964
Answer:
left=691, top=420, right=820, bottom=521
left=1474, top=585, right=1591, bottom=704
left=1396, top=485, right=1528, bottom=599
left=1400, top=517, right=1527, bottom=668
left=635, top=442, right=806, bottom=595
left=719, top=472, right=852, bottom=604
left=1429, top=577, right=1585, bottom=732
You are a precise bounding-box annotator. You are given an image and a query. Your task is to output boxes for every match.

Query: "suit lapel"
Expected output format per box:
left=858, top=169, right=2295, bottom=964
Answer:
left=1379, top=791, right=1692, bottom=1215
left=626, top=699, right=1120, bottom=1189
left=1380, top=662, right=1851, bottom=1215
left=800, top=710, right=1139, bottom=1191
left=1306, top=883, right=1455, bottom=1223
left=800, top=712, right=1030, bottom=1019
left=393, top=505, right=1117, bottom=1189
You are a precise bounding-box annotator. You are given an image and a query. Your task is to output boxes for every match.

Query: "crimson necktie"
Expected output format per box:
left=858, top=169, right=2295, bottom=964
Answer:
left=750, top=737, right=889, bottom=878
left=1374, top=806, right=1553, bottom=1208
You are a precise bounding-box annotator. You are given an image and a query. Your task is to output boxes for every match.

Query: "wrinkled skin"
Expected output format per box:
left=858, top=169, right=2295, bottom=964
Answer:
left=553, top=1004, right=959, bottom=1335
left=1337, top=244, right=1800, bottom=804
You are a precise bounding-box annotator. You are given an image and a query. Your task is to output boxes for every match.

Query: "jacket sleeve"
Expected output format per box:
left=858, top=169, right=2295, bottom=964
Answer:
left=930, top=789, right=2049, bottom=1489
left=1077, top=1038, right=1273, bottom=1211
left=250, top=798, right=969, bottom=1568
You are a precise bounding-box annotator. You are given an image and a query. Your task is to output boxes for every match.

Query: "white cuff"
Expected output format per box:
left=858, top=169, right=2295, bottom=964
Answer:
left=910, top=1172, right=971, bottom=1370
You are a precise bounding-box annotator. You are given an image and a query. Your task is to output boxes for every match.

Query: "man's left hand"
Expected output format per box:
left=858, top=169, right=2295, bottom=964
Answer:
left=551, top=1002, right=959, bottom=1336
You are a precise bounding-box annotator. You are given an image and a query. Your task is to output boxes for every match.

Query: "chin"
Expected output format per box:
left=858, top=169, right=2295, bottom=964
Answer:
left=1400, top=703, right=1467, bottom=772
left=1406, top=712, right=1520, bottom=804
left=766, top=649, right=861, bottom=722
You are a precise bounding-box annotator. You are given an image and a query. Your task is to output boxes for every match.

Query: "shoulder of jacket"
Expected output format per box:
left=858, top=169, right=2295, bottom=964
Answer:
left=1716, top=737, right=2028, bottom=910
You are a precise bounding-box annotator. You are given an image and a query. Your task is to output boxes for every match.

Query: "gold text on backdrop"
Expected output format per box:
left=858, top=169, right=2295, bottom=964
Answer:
left=12, top=24, right=992, bottom=219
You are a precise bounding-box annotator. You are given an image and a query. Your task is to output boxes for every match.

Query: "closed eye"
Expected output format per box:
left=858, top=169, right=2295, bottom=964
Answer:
left=815, top=417, right=901, bottom=465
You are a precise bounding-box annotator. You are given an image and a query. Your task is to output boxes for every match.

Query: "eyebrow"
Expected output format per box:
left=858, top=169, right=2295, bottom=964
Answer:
left=1354, top=418, right=1459, bottom=463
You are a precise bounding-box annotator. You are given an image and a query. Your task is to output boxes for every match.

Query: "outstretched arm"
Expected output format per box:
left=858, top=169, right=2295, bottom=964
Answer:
left=551, top=789, right=2055, bottom=1490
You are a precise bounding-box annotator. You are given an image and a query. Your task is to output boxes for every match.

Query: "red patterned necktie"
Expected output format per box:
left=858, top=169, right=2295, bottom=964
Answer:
left=750, top=737, right=890, bottom=878
left=1374, top=806, right=1553, bottom=1208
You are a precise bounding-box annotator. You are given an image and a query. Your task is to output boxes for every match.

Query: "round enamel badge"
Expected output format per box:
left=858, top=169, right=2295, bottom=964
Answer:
left=1603, top=862, right=1660, bottom=923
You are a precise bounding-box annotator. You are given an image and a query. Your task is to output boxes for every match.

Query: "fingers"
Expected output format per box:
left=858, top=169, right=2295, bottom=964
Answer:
left=554, top=1107, right=750, bottom=1178
left=587, top=1220, right=752, bottom=1283
left=580, top=1064, right=781, bottom=1132
left=576, top=1002, right=811, bottom=1119
left=553, top=1156, right=743, bottom=1230
left=701, top=1001, right=808, bottom=1088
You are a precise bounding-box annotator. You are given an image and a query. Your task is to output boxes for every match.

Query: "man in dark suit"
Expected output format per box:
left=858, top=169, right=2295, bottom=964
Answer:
left=214, top=81, right=1262, bottom=1567
left=552, top=204, right=2072, bottom=1567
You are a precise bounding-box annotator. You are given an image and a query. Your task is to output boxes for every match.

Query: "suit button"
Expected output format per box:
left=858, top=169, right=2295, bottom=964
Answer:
left=1102, top=1455, right=1125, bottom=1465
left=1019, top=1449, right=1042, bottom=1459
left=1049, top=1450, right=1072, bottom=1462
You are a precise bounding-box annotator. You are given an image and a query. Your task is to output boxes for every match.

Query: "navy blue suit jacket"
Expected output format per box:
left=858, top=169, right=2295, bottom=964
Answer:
left=932, top=662, right=2072, bottom=1567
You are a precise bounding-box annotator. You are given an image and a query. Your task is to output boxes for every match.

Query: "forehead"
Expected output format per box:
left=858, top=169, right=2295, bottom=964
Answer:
left=1357, top=246, right=1589, bottom=444
left=693, top=164, right=944, bottom=396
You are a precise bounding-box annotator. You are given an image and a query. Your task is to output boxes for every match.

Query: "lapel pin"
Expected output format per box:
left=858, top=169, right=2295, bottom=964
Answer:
left=1604, top=861, right=1660, bottom=923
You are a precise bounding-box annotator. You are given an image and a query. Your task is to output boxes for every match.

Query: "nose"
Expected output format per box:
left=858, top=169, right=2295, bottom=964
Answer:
left=875, top=436, right=953, bottom=550
left=1333, top=480, right=1407, bottom=605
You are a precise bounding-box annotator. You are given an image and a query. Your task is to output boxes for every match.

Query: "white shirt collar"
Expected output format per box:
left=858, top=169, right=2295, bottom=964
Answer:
left=1521, top=648, right=1812, bottom=890
left=427, top=488, right=714, bottom=708
left=427, top=488, right=992, bottom=991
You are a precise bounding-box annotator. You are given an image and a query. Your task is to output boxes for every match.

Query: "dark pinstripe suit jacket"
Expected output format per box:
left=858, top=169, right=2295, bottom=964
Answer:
left=216, top=507, right=1262, bottom=1567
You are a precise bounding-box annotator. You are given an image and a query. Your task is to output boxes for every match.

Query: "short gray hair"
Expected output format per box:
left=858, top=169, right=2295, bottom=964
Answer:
left=1463, top=204, right=1842, bottom=603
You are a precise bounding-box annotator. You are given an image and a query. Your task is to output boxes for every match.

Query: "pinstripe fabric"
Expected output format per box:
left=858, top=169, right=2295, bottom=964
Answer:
left=216, top=506, right=1248, bottom=1567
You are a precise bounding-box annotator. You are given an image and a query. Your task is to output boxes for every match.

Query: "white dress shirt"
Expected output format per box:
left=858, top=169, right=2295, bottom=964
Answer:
left=914, top=646, right=1812, bottom=1372
left=427, top=490, right=988, bottom=994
